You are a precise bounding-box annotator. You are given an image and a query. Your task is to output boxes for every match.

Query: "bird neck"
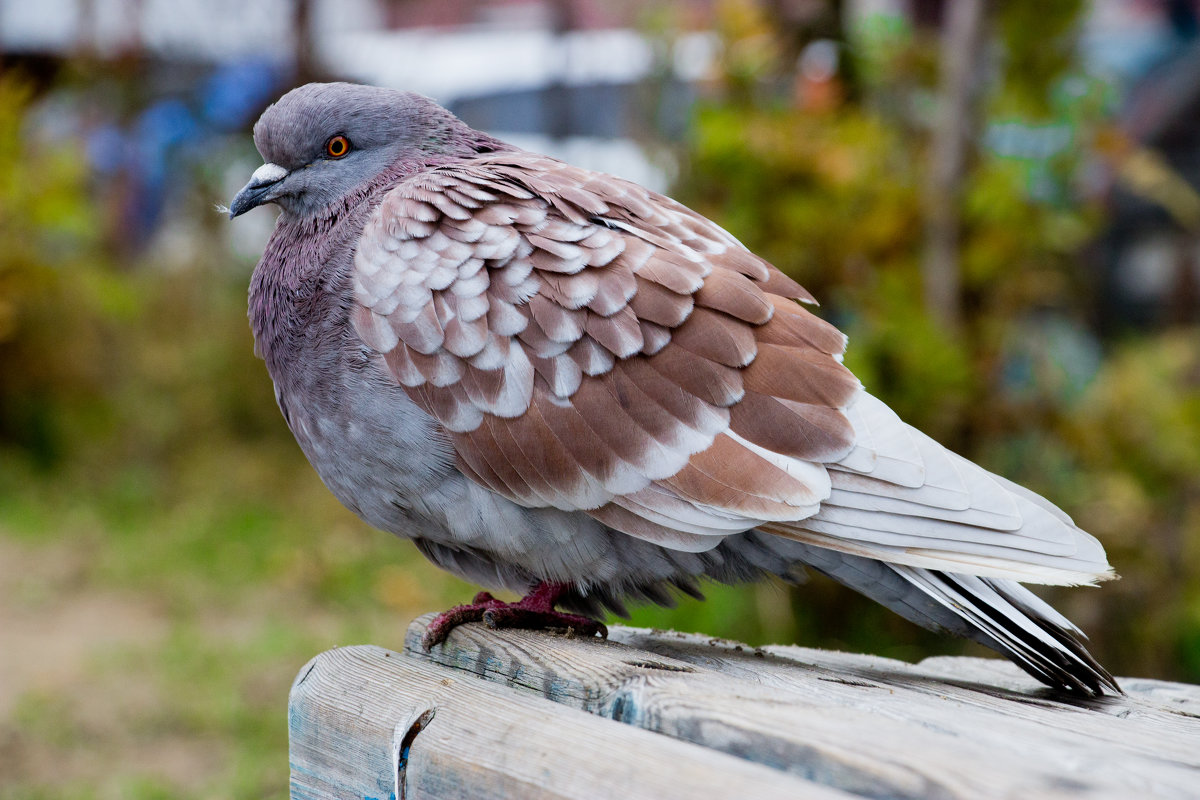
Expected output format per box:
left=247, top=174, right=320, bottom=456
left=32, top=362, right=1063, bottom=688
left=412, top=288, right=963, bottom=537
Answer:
left=247, top=186, right=376, bottom=382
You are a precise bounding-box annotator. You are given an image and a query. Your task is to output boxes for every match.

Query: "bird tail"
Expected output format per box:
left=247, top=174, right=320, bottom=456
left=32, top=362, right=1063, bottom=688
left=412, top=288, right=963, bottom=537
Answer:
left=791, top=543, right=1120, bottom=695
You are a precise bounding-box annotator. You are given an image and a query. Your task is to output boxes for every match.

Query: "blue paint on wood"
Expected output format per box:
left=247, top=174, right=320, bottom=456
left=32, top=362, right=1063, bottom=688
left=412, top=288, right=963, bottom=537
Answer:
left=545, top=678, right=576, bottom=703
left=609, top=692, right=640, bottom=725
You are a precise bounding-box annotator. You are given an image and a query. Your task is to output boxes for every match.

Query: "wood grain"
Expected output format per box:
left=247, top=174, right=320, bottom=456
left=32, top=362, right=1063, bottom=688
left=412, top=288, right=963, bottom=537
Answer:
left=288, top=643, right=848, bottom=800
left=290, top=619, right=1200, bottom=799
left=404, top=617, right=1200, bottom=799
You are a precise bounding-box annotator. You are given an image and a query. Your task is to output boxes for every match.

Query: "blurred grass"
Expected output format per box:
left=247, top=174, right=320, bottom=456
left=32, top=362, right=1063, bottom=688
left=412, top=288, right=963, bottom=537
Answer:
left=1, top=447, right=479, bottom=799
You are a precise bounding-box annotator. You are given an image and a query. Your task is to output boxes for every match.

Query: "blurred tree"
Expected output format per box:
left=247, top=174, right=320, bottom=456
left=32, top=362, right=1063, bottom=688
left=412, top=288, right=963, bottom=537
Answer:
left=922, top=0, right=985, bottom=332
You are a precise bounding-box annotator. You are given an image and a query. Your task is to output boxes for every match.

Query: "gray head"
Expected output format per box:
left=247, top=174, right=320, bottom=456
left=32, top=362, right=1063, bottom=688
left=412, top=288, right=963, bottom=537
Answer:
left=228, top=82, right=476, bottom=219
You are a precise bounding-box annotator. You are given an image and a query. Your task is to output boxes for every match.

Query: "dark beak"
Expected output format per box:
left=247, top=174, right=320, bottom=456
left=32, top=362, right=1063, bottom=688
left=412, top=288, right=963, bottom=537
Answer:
left=228, top=163, right=288, bottom=219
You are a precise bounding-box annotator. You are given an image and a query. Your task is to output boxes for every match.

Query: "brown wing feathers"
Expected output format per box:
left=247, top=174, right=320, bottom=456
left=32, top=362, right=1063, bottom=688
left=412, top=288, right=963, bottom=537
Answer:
left=352, top=152, right=860, bottom=540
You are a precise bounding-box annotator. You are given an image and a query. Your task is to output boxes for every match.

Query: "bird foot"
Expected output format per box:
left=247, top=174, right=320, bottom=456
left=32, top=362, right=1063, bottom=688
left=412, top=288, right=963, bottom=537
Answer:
left=421, top=583, right=608, bottom=650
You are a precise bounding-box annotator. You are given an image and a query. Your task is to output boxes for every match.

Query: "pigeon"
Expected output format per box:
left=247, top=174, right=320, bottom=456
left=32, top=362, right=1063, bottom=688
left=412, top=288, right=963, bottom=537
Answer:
left=229, top=82, right=1119, bottom=695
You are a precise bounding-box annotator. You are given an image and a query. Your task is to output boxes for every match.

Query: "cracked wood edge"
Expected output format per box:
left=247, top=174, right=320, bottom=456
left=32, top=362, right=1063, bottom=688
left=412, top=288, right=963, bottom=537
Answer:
left=287, top=643, right=841, bottom=800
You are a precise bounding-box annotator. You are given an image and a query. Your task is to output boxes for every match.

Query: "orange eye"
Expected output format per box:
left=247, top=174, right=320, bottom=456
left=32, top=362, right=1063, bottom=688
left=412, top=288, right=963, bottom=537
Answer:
left=325, top=135, right=350, bottom=158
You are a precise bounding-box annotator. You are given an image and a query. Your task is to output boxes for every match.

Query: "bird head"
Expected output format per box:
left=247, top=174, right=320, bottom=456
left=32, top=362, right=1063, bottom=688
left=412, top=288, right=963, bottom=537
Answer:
left=228, top=82, right=468, bottom=219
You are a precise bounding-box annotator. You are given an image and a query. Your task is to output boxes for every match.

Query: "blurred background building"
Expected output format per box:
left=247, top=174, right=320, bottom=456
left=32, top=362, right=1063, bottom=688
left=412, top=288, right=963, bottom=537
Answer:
left=2, top=2, right=1199, bottom=798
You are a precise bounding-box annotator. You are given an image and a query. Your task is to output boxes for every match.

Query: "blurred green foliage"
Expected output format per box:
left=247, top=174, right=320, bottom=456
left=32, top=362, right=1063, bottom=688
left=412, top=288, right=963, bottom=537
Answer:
left=0, top=79, right=108, bottom=464
left=2, top=2, right=1200, bottom=796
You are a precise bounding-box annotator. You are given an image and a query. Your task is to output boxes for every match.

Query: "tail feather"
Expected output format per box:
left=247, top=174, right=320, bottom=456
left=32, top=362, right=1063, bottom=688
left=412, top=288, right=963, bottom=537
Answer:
left=784, top=393, right=1115, bottom=588
left=789, top=542, right=1120, bottom=695
left=899, top=568, right=1119, bottom=695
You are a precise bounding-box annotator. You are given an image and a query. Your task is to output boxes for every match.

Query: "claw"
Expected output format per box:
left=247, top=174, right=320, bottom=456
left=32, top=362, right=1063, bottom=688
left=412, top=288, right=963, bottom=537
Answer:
left=421, top=581, right=607, bottom=650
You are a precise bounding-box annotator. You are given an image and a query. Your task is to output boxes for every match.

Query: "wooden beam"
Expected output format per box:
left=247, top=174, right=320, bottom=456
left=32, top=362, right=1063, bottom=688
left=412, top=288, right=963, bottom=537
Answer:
left=289, top=617, right=1200, bottom=799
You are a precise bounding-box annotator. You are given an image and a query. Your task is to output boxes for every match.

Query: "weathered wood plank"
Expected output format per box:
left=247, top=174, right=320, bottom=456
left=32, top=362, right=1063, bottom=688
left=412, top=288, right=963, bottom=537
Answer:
left=288, top=644, right=851, bottom=800
left=402, top=616, right=1200, bottom=799
left=615, top=630, right=1200, bottom=769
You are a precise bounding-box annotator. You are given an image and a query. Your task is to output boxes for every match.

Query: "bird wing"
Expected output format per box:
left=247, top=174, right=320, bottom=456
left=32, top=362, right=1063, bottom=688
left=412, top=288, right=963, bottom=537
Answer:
left=351, top=151, right=1111, bottom=585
